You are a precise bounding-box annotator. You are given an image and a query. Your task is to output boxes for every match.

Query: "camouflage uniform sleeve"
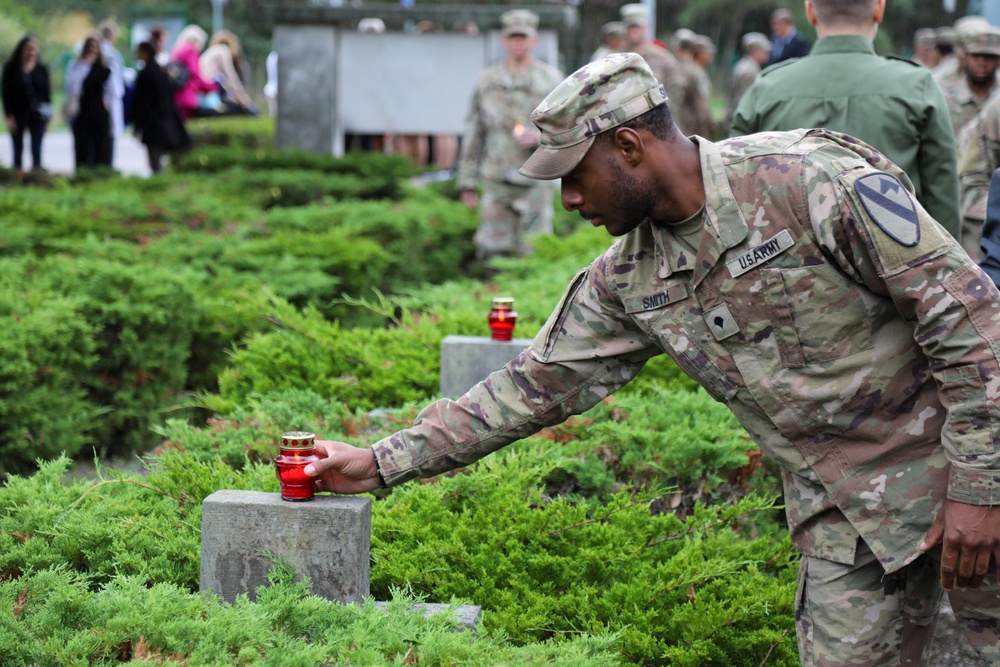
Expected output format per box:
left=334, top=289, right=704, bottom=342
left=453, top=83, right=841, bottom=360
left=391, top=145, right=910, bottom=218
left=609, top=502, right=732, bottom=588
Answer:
left=456, top=76, right=486, bottom=192
left=809, top=145, right=1000, bottom=505
left=957, top=110, right=991, bottom=226
left=916, top=72, right=961, bottom=240
left=370, top=252, right=662, bottom=486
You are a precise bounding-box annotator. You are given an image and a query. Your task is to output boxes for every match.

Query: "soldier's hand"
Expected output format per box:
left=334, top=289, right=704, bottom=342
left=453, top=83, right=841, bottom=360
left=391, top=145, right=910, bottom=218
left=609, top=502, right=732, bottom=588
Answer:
left=919, top=499, right=1000, bottom=590
left=513, top=124, right=540, bottom=148
left=460, top=189, right=478, bottom=209
left=304, top=440, right=382, bottom=494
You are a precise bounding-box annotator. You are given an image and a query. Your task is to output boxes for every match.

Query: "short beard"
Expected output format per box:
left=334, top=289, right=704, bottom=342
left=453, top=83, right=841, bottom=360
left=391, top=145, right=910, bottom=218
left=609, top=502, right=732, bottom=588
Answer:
left=606, top=157, right=656, bottom=236
left=968, top=71, right=997, bottom=88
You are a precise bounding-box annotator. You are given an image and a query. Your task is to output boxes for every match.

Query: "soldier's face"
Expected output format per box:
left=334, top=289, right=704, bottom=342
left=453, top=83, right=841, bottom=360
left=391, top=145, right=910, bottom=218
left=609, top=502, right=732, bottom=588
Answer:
left=561, top=141, right=654, bottom=237
left=967, top=53, right=1000, bottom=85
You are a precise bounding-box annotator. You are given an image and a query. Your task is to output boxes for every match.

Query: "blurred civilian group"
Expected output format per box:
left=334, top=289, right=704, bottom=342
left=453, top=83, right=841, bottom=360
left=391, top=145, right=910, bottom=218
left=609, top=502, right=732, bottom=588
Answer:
left=1, top=18, right=259, bottom=179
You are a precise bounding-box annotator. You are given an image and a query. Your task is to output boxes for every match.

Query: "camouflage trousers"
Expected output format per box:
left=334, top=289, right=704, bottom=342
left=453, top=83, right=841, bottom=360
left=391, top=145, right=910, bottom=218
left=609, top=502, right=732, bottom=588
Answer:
left=475, top=181, right=554, bottom=260
left=796, top=540, right=1000, bottom=666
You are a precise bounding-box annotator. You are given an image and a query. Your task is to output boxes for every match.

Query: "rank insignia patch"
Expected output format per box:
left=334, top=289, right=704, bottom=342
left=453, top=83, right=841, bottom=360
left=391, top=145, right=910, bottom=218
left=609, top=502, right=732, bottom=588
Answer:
left=855, top=172, right=920, bottom=247
left=704, top=304, right=740, bottom=341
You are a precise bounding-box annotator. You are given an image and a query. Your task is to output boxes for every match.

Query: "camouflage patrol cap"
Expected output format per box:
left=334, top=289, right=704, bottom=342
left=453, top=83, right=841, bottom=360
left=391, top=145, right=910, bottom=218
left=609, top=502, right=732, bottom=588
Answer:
left=600, top=21, right=627, bottom=40
left=965, top=26, right=1000, bottom=56
left=519, top=52, right=668, bottom=180
left=954, top=15, right=992, bottom=37
left=501, top=9, right=538, bottom=37
left=913, top=28, right=936, bottom=50
left=742, top=31, right=772, bottom=52
left=935, top=26, right=956, bottom=47
left=620, top=3, right=650, bottom=27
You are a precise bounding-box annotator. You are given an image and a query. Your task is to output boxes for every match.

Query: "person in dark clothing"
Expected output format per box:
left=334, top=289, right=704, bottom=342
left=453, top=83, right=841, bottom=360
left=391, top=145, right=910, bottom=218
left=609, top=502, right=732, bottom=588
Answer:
left=1, top=34, right=51, bottom=176
left=768, top=8, right=811, bottom=64
left=131, top=41, right=189, bottom=173
left=65, top=35, right=111, bottom=169
left=979, top=168, right=1000, bottom=286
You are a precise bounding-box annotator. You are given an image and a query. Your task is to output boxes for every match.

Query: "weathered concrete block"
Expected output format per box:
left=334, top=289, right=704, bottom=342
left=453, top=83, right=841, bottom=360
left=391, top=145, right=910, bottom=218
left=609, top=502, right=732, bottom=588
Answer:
left=200, top=490, right=371, bottom=604
left=439, top=334, right=533, bottom=398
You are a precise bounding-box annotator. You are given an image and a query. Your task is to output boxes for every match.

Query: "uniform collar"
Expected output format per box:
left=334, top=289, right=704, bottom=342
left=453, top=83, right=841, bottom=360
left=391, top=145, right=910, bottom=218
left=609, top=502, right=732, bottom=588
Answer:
left=651, top=136, right=749, bottom=283
left=808, top=35, right=876, bottom=57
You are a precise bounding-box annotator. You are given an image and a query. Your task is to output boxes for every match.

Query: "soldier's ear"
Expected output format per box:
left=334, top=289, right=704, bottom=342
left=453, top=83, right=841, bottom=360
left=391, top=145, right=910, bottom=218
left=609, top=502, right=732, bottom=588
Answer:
left=613, top=127, right=644, bottom=167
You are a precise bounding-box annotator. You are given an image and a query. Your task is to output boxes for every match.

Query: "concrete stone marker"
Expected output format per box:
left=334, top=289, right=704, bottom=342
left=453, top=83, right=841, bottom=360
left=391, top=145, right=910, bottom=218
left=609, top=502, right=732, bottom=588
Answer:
left=200, top=490, right=481, bottom=630
left=200, top=490, right=371, bottom=603
left=439, top=334, right=533, bottom=398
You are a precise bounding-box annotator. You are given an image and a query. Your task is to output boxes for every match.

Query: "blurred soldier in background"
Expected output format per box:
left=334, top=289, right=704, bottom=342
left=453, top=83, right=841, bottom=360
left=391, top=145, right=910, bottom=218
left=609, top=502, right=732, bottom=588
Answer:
left=456, top=9, right=562, bottom=263
left=939, top=24, right=1000, bottom=139
left=913, top=27, right=939, bottom=68
left=725, top=32, right=771, bottom=131
left=590, top=21, right=626, bottom=62
left=732, top=0, right=960, bottom=242
left=616, top=4, right=686, bottom=122
left=671, top=28, right=711, bottom=138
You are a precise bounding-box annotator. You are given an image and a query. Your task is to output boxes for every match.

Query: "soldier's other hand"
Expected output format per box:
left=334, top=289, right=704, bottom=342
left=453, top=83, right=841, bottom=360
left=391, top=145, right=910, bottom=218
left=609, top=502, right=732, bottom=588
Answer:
left=304, top=440, right=382, bottom=494
left=460, top=189, right=479, bottom=209
left=920, top=499, right=1000, bottom=590
left=513, top=124, right=540, bottom=148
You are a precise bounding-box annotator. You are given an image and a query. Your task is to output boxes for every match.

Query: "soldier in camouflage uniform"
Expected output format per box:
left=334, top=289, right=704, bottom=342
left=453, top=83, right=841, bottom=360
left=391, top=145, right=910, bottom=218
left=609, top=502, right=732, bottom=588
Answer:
left=956, top=91, right=1000, bottom=261
left=671, top=28, right=714, bottom=139
left=725, top=32, right=770, bottom=131
left=939, top=25, right=1000, bottom=139
left=456, top=9, right=562, bottom=261
left=616, top=3, right=686, bottom=127
left=307, top=53, right=1000, bottom=666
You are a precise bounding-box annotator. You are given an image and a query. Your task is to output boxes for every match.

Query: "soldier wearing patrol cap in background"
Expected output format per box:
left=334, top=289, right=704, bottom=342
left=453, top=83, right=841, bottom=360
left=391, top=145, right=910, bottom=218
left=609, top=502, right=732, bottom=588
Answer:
left=933, top=25, right=960, bottom=84
left=940, top=23, right=1000, bottom=139
left=913, top=27, right=939, bottom=69
left=725, top=32, right=771, bottom=130
left=590, top=20, right=626, bottom=62
left=732, top=0, right=961, bottom=243
left=615, top=3, right=687, bottom=128
left=669, top=27, right=712, bottom=138
left=305, top=51, right=1000, bottom=666
left=455, top=8, right=563, bottom=264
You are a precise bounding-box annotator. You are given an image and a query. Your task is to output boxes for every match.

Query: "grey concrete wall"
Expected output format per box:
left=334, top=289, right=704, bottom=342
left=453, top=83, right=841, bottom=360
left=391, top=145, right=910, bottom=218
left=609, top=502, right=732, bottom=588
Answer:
left=439, top=334, right=533, bottom=397
left=200, top=490, right=371, bottom=604
left=274, top=24, right=338, bottom=154
left=274, top=26, right=559, bottom=155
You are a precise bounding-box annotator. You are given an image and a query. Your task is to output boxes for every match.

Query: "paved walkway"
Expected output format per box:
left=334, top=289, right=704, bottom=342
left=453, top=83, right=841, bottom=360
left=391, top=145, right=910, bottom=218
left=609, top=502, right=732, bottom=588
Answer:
left=0, top=129, right=151, bottom=177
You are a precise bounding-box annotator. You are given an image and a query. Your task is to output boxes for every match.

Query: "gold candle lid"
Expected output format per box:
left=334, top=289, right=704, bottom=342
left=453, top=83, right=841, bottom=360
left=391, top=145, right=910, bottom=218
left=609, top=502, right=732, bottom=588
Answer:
left=280, top=431, right=315, bottom=449
left=491, top=297, right=515, bottom=309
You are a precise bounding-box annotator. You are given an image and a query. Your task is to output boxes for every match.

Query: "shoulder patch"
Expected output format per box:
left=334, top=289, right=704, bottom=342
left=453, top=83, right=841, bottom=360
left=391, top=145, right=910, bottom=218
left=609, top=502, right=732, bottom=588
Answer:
left=855, top=172, right=920, bottom=246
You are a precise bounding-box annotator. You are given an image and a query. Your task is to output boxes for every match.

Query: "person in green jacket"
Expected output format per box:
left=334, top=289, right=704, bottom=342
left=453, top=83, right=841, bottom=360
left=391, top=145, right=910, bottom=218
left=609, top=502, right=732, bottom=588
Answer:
left=730, top=0, right=962, bottom=244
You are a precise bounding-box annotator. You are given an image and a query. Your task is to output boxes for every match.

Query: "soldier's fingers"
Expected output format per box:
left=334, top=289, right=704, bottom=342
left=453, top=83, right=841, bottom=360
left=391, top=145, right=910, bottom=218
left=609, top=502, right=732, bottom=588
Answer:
left=956, top=548, right=982, bottom=589
left=968, top=557, right=989, bottom=590
left=919, top=511, right=945, bottom=551
left=940, top=545, right=959, bottom=591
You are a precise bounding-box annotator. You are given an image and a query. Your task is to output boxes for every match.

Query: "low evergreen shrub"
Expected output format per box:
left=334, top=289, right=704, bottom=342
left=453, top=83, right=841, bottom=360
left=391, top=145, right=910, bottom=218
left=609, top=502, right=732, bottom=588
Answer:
left=0, top=283, right=96, bottom=476
left=1, top=255, right=199, bottom=457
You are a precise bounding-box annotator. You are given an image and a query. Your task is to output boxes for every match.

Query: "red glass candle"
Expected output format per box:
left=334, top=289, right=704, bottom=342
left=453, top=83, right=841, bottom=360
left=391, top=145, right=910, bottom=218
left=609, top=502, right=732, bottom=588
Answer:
left=274, top=431, right=320, bottom=501
left=487, top=297, right=518, bottom=341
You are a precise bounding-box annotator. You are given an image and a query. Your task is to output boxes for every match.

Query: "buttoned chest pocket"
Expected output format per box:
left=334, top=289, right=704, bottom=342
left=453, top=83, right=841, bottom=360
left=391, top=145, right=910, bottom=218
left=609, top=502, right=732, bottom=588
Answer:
left=760, top=263, right=873, bottom=368
left=628, top=298, right=741, bottom=403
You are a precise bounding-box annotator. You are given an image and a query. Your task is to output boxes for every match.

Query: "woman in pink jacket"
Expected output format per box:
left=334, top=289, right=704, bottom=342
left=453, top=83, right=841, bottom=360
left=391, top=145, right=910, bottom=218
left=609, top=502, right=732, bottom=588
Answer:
left=168, top=25, right=215, bottom=120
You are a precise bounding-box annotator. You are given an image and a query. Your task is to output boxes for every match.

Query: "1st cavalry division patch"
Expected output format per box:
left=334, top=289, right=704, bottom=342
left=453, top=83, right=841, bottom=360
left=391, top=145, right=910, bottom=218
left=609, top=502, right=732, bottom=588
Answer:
left=855, top=172, right=920, bottom=246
